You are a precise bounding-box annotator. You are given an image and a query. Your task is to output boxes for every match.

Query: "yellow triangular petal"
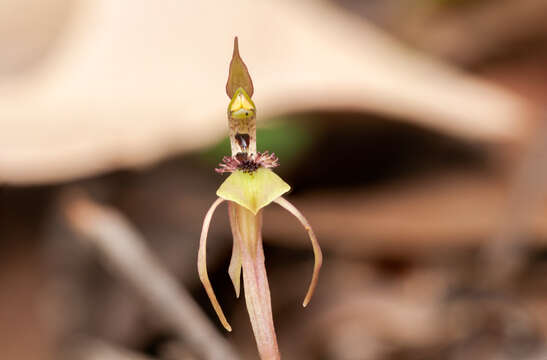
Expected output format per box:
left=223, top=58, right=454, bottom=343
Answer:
left=216, top=168, right=290, bottom=214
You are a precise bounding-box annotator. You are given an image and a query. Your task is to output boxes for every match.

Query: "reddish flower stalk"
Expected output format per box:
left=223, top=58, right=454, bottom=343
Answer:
left=229, top=204, right=279, bottom=359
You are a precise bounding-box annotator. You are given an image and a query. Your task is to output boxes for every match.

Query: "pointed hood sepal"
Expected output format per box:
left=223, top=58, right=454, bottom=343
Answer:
left=226, top=37, right=254, bottom=98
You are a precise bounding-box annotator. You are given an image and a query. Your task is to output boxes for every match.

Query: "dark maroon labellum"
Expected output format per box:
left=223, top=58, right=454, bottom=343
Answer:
left=215, top=151, right=279, bottom=174
left=235, top=152, right=260, bottom=173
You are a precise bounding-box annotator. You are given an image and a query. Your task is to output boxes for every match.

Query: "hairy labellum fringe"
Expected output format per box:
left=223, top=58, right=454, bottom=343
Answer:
left=216, top=151, right=279, bottom=174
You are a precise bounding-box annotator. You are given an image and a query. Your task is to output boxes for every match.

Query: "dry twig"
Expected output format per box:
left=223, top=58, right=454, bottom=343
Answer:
left=63, top=191, right=239, bottom=360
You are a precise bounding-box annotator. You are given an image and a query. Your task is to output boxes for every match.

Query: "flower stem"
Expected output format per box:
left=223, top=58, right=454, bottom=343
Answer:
left=229, top=202, right=280, bottom=360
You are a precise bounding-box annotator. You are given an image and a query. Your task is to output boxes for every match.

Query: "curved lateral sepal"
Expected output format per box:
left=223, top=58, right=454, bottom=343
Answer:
left=197, top=197, right=232, bottom=331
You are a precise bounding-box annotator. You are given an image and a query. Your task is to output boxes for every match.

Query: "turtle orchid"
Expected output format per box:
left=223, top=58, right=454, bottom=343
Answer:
left=197, top=38, right=322, bottom=359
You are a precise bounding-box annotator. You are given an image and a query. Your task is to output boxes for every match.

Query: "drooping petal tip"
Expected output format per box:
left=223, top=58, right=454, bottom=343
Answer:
left=273, top=197, right=322, bottom=307
left=228, top=203, right=243, bottom=298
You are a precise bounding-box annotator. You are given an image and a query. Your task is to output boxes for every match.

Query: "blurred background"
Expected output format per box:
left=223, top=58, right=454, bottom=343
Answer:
left=1, top=0, right=547, bottom=359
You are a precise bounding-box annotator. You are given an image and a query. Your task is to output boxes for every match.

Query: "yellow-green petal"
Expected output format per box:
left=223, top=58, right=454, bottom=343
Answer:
left=216, top=168, right=290, bottom=214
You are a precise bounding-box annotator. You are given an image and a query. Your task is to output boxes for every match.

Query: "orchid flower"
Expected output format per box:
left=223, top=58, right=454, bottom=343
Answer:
left=197, top=37, right=323, bottom=359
